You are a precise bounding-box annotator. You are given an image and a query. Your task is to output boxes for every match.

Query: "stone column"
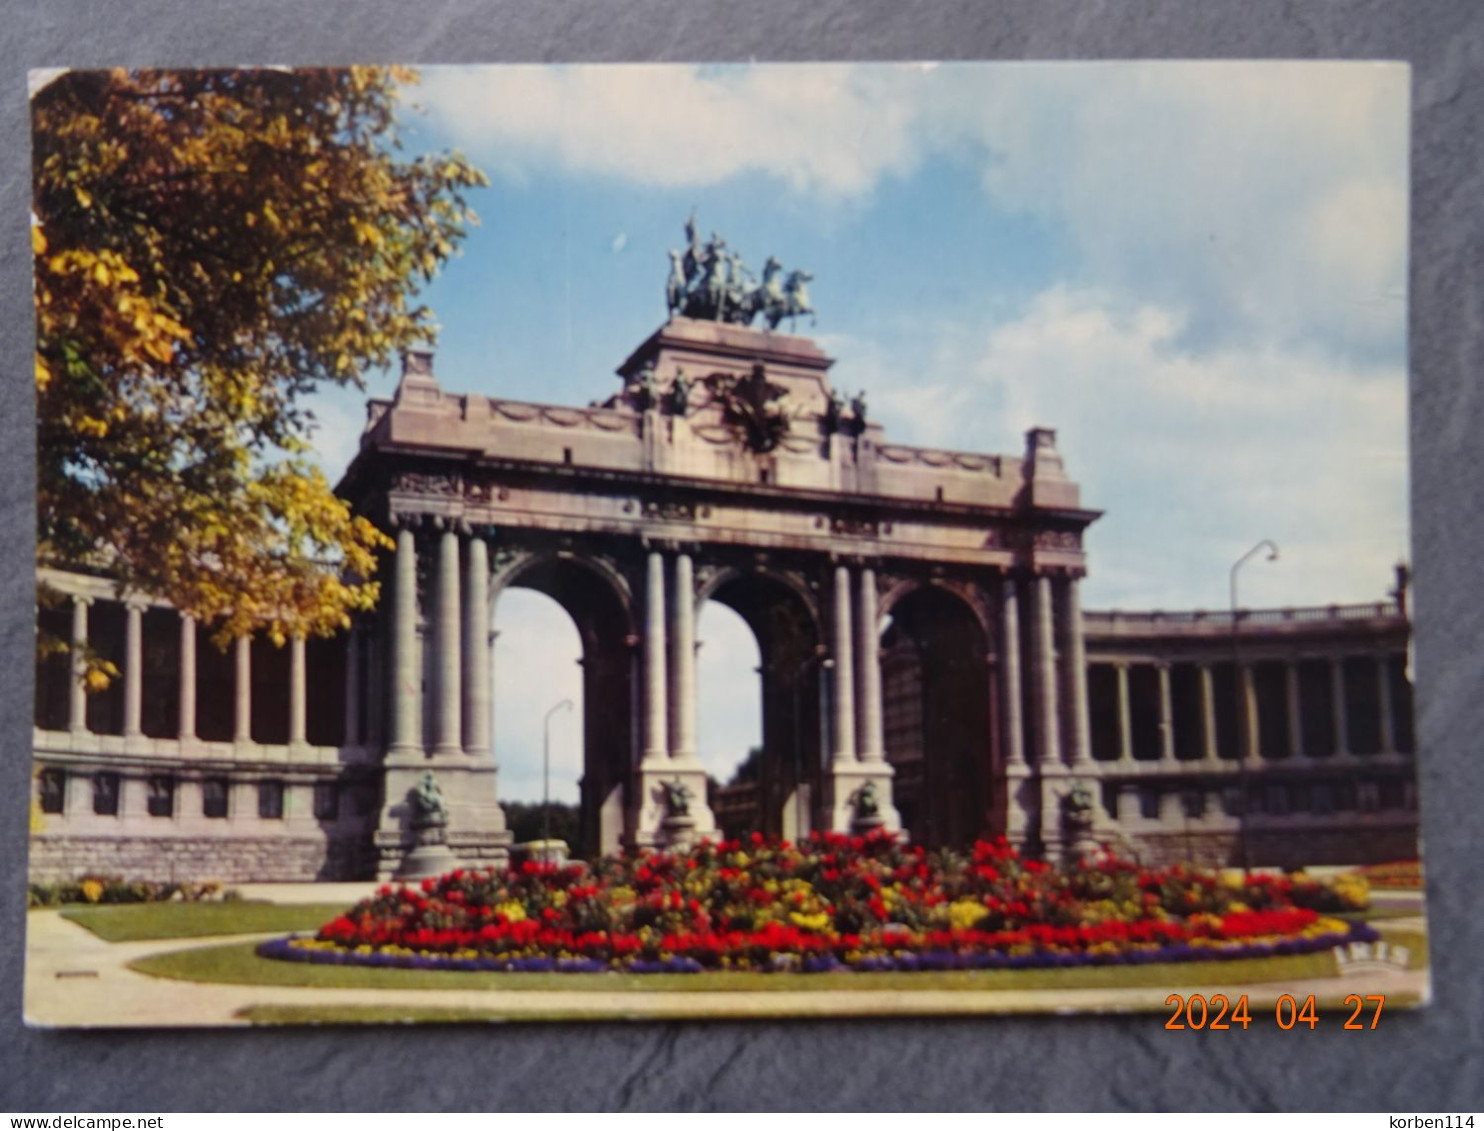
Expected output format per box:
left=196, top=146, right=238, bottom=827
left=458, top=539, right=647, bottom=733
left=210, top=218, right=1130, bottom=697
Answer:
left=1000, top=576, right=1025, bottom=765
left=123, top=602, right=144, bottom=739
left=1115, top=664, right=1133, bottom=761
left=641, top=549, right=668, bottom=763
left=433, top=526, right=463, bottom=757
left=1376, top=654, right=1395, bottom=754
left=389, top=526, right=420, bottom=757
left=463, top=537, right=492, bottom=760
left=289, top=634, right=307, bottom=747
left=1330, top=656, right=1350, bottom=757
left=668, top=551, right=698, bottom=762
left=1239, top=664, right=1258, bottom=761
left=68, top=596, right=89, bottom=736
left=1286, top=662, right=1304, bottom=759
left=855, top=566, right=885, bottom=763
left=233, top=635, right=252, bottom=744
left=1157, top=664, right=1175, bottom=763
left=1198, top=663, right=1217, bottom=760
left=830, top=563, right=856, bottom=764
left=1032, top=574, right=1060, bottom=764
left=1063, top=577, right=1093, bottom=767
left=343, top=627, right=361, bottom=748
left=178, top=614, right=197, bottom=742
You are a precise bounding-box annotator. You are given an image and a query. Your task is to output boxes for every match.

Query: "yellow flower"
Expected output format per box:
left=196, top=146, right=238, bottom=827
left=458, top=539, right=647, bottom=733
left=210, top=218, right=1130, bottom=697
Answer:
left=948, top=899, right=987, bottom=931
left=788, top=910, right=831, bottom=932
left=80, top=879, right=104, bottom=904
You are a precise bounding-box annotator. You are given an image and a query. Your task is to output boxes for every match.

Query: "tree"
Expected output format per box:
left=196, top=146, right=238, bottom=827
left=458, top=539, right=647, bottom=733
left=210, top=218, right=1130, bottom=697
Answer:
left=32, top=67, right=487, bottom=645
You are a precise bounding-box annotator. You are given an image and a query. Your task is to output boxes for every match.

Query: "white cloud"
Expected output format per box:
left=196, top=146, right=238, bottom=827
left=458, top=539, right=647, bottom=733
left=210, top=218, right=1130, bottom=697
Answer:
left=418, top=62, right=1407, bottom=361
left=493, top=589, right=584, bottom=803
left=419, top=65, right=922, bottom=198
left=868, top=285, right=1407, bottom=611
left=953, top=63, right=1410, bottom=358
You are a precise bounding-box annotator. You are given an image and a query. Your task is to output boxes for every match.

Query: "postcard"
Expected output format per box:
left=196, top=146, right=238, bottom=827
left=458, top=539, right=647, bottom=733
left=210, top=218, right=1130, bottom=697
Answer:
left=24, top=61, right=1425, bottom=1026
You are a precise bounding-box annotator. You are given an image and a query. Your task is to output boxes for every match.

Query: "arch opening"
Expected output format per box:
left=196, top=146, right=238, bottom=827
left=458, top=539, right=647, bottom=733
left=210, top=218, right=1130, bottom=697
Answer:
left=881, top=585, right=994, bottom=848
left=695, top=601, right=762, bottom=839
left=492, top=555, right=633, bottom=857
left=701, top=570, right=822, bottom=841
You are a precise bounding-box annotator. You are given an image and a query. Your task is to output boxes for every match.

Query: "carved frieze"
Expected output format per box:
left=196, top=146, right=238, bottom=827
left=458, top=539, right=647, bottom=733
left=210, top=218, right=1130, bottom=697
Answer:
left=643, top=500, right=696, bottom=522
left=1034, top=529, right=1082, bottom=553
left=391, top=470, right=461, bottom=497
left=831, top=515, right=881, bottom=538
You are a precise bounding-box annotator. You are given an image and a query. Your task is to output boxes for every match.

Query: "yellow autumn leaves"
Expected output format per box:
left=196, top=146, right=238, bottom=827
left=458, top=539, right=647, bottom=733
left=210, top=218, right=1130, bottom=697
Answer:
left=33, top=67, right=485, bottom=650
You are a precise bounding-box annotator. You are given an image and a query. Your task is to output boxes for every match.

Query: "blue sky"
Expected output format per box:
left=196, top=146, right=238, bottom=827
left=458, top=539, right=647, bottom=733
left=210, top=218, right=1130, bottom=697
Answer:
left=305, top=63, right=1410, bottom=801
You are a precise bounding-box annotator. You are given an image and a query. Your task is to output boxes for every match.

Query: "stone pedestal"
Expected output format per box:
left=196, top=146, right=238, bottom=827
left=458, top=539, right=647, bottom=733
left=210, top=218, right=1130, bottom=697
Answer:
left=630, top=763, right=717, bottom=850
left=823, top=762, right=902, bottom=837
left=395, top=828, right=459, bottom=880
left=375, top=761, right=512, bottom=879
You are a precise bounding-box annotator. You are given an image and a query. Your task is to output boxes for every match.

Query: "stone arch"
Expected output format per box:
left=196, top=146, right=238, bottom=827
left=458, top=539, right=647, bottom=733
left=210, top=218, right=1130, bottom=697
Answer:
left=879, top=580, right=998, bottom=847
left=696, top=563, right=825, bottom=839
left=489, top=548, right=637, bottom=856
left=879, top=575, right=994, bottom=641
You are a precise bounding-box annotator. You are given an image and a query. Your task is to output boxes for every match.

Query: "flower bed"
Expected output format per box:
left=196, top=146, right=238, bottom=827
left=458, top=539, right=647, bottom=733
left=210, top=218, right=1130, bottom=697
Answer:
left=265, top=834, right=1375, bottom=974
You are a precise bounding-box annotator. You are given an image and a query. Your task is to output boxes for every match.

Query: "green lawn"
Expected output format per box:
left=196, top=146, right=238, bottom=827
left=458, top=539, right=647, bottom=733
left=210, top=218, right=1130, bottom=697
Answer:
left=131, top=938, right=1341, bottom=994
left=1370, top=924, right=1429, bottom=970
left=58, top=902, right=351, bottom=942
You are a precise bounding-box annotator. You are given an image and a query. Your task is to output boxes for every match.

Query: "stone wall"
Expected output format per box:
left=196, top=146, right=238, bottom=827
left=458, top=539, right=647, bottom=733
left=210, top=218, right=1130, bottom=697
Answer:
left=1121, top=823, right=1420, bottom=869
left=28, top=834, right=376, bottom=883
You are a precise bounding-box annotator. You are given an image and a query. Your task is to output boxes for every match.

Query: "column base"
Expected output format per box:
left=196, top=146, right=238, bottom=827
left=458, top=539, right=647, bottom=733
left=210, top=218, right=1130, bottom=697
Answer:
left=629, top=761, right=718, bottom=851
left=823, top=762, right=903, bottom=837
left=375, top=760, right=512, bottom=880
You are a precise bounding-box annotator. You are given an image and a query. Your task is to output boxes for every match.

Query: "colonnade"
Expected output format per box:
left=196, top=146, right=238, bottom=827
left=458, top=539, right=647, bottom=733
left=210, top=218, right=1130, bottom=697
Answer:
left=386, top=524, right=492, bottom=761
left=1090, top=653, right=1402, bottom=764
left=1000, top=571, right=1093, bottom=769
left=50, top=590, right=361, bottom=751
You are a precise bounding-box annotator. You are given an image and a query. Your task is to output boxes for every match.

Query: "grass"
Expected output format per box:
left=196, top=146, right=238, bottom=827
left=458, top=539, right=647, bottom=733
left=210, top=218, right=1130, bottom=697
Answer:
left=58, top=902, right=353, bottom=942
left=1370, top=924, right=1429, bottom=970
left=131, top=938, right=1341, bottom=994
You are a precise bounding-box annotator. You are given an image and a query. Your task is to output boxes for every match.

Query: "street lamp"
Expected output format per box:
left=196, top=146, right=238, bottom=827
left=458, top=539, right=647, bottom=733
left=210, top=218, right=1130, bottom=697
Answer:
left=542, top=698, right=573, bottom=851
left=1230, top=540, right=1278, bottom=874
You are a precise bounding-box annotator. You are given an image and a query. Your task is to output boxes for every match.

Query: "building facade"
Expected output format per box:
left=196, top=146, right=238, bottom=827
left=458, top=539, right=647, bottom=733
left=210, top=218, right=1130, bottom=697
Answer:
left=29, top=318, right=1418, bottom=880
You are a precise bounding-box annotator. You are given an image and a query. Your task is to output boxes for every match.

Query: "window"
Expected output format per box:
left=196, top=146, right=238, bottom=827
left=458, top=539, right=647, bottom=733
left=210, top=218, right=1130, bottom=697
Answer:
left=1100, top=782, right=1120, bottom=819
left=93, top=772, right=120, bottom=817
left=1266, top=784, right=1289, bottom=816
left=258, top=780, right=284, bottom=820
left=39, top=769, right=65, bottom=815
left=1220, top=786, right=1244, bottom=817
left=1312, top=781, right=1334, bottom=815
left=202, top=777, right=229, bottom=819
left=1289, top=782, right=1312, bottom=812
left=313, top=782, right=340, bottom=821
left=1138, top=787, right=1160, bottom=819
left=147, top=776, right=175, bottom=818
left=1181, top=789, right=1206, bottom=819
left=1334, top=779, right=1357, bottom=811
left=1378, top=778, right=1405, bottom=810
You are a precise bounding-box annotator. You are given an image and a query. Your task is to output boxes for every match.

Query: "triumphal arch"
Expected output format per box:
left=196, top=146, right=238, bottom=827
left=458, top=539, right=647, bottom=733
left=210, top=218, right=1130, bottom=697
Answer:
left=30, top=224, right=1417, bottom=881
left=338, top=226, right=1100, bottom=876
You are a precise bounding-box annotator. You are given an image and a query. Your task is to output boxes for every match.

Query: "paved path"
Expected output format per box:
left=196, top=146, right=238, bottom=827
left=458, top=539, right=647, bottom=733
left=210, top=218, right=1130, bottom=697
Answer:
left=23, top=910, right=1431, bottom=1028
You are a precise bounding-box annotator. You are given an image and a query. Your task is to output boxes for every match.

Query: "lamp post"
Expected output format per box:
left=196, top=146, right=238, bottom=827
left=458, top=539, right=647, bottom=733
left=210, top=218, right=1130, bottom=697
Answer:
left=542, top=698, right=573, bottom=852
left=1230, top=540, right=1278, bottom=874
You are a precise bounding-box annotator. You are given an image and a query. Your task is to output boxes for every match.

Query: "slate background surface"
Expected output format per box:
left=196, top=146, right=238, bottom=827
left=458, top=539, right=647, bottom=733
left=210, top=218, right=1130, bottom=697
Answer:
left=1, top=1, right=1480, bottom=1112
